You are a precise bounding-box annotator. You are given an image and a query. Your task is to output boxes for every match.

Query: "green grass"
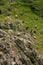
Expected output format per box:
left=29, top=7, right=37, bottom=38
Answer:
left=0, top=0, right=43, bottom=54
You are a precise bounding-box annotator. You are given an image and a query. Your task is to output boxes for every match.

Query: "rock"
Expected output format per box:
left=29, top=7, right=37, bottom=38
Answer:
left=24, top=33, right=34, bottom=43
left=0, top=29, right=42, bottom=65
left=3, top=23, right=10, bottom=29
left=33, top=49, right=43, bottom=65
left=0, top=33, right=3, bottom=38
left=33, top=36, right=36, bottom=39
left=11, top=61, right=16, bottom=65
left=8, top=29, right=14, bottom=35
left=17, top=31, right=21, bottom=36
left=15, top=15, right=18, bottom=18
left=14, top=36, right=17, bottom=38
left=0, top=30, right=4, bottom=38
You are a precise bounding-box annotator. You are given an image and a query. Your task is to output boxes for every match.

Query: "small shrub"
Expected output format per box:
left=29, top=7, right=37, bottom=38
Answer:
left=1, top=61, right=8, bottom=65
left=0, top=10, right=3, bottom=14
left=22, top=20, right=24, bottom=23
left=9, top=23, right=13, bottom=29
left=25, top=26, right=29, bottom=30
left=3, top=23, right=10, bottom=29
left=30, top=52, right=36, bottom=64
left=33, top=30, right=36, bottom=34
left=40, top=29, right=43, bottom=34
left=19, top=58, right=27, bottom=65
left=6, top=11, right=11, bottom=16
left=30, top=29, right=33, bottom=36
left=30, top=57, right=35, bottom=64
left=41, top=14, right=43, bottom=18
left=0, top=24, right=3, bottom=29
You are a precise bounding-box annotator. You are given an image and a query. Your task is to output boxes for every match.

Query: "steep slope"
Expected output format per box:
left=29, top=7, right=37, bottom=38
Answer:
left=0, top=0, right=43, bottom=54
left=0, top=0, right=43, bottom=65
left=0, top=29, right=43, bottom=65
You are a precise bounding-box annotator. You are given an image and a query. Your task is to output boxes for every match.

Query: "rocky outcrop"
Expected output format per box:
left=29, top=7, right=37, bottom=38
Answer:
left=0, top=29, right=43, bottom=65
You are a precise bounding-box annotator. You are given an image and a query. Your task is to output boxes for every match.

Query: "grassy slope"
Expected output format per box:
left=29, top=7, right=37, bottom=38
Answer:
left=0, top=0, right=43, bottom=54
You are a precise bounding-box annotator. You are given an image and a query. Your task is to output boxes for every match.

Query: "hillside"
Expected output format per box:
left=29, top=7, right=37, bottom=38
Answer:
left=0, top=0, right=43, bottom=65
